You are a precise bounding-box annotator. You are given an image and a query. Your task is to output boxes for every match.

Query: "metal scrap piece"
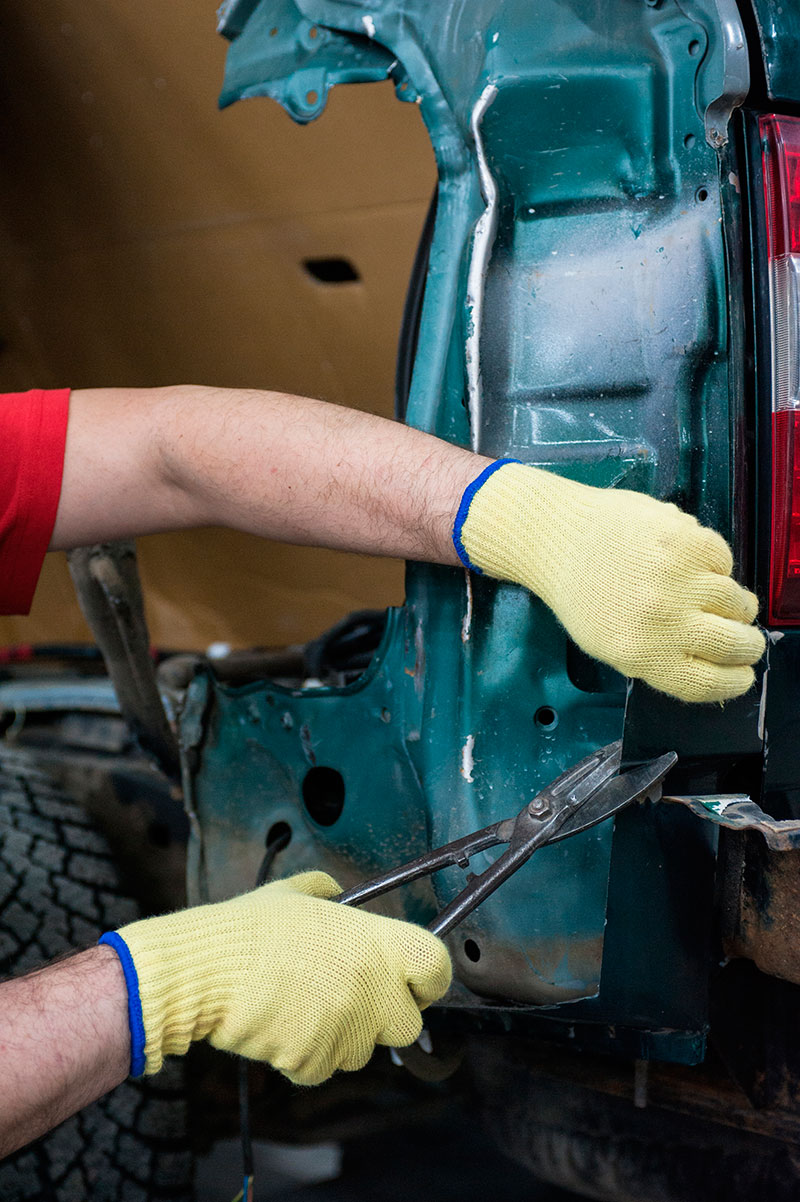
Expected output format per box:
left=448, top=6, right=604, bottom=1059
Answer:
left=663, top=794, right=800, bottom=850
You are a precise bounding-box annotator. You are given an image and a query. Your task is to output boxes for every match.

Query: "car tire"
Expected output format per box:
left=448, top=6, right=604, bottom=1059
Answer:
left=0, top=744, right=194, bottom=1202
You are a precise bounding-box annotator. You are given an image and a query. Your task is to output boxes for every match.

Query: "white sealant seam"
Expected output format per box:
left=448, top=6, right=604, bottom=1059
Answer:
left=465, top=82, right=499, bottom=453
left=758, top=662, right=769, bottom=743
left=461, top=568, right=474, bottom=643
left=461, top=734, right=475, bottom=783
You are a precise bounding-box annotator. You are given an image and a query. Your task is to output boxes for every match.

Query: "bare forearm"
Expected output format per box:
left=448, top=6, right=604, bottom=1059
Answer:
left=52, top=385, right=491, bottom=559
left=0, top=946, right=130, bottom=1157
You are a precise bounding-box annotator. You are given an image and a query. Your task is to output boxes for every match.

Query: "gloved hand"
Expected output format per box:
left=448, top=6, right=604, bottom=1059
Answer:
left=453, top=460, right=765, bottom=703
left=99, top=871, right=451, bottom=1086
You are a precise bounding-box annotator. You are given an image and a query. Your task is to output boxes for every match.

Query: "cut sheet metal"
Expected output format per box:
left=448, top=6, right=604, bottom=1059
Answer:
left=664, top=794, right=800, bottom=851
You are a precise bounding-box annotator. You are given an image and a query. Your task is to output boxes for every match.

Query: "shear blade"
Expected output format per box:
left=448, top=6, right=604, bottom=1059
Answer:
left=547, top=750, right=677, bottom=844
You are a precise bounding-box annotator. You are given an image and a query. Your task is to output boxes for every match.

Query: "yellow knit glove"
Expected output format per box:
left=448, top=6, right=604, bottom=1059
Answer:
left=99, top=872, right=451, bottom=1085
left=453, top=461, right=765, bottom=703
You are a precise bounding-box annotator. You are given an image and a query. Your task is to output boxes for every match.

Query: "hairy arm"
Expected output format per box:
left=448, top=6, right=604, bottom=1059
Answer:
left=48, top=383, right=764, bottom=702
left=51, top=386, right=491, bottom=558
left=0, top=946, right=130, bottom=1157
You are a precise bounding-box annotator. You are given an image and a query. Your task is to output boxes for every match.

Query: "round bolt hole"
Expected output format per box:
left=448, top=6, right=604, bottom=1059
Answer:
left=306, top=89, right=319, bottom=106
left=683, top=133, right=696, bottom=150
left=695, top=186, right=709, bottom=203
left=534, top=706, right=559, bottom=731
left=464, top=939, right=481, bottom=963
left=266, top=821, right=292, bottom=851
left=688, top=39, right=701, bottom=56
left=302, top=766, right=345, bottom=826
left=147, top=821, right=172, bottom=849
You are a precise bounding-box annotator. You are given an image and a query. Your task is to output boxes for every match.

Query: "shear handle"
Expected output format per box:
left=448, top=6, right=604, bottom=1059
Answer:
left=336, top=820, right=506, bottom=909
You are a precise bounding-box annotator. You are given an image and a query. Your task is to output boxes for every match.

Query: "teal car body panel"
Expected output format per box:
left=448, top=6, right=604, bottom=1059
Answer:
left=186, top=0, right=785, bottom=1064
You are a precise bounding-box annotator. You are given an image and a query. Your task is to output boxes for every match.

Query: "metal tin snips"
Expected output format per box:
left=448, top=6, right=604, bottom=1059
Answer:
left=337, top=741, right=676, bottom=937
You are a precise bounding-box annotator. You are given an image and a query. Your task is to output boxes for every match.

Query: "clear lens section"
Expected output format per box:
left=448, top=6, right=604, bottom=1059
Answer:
left=769, top=255, right=800, bottom=413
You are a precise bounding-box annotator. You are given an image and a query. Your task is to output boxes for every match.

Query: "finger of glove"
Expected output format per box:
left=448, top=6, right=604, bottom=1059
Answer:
left=692, top=527, right=735, bottom=576
left=280, top=1054, right=337, bottom=1088
left=685, top=613, right=767, bottom=667
left=393, top=926, right=453, bottom=1008
left=303, top=1022, right=374, bottom=1080
left=338, top=1042, right=379, bottom=1075
left=277, top=871, right=342, bottom=900
left=281, top=1016, right=379, bottom=1084
left=672, top=659, right=756, bottom=704
left=694, top=574, right=760, bottom=624
left=375, top=987, right=425, bottom=1049
left=337, top=1018, right=387, bottom=1073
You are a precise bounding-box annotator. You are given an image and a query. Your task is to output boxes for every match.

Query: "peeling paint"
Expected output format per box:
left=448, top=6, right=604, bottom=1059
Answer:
left=701, top=797, right=737, bottom=815
left=461, top=734, right=475, bottom=782
left=299, top=722, right=316, bottom=766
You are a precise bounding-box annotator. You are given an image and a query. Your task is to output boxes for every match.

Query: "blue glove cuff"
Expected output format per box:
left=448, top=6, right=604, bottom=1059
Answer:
left=98, top=931, right=146, bottom=1078
left=452, top=459, right=521, bottom=572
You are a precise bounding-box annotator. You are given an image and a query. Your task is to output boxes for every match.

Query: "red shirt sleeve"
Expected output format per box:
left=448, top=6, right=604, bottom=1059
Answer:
left=0, top=389, right=70, bottom=615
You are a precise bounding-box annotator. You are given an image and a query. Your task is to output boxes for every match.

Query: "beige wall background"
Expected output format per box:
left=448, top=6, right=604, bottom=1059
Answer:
left=0, top=3, right=435, bottom=650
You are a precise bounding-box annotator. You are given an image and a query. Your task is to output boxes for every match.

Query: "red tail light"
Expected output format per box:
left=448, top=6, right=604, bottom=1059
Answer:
left=761, top=115, right=800, bottom=624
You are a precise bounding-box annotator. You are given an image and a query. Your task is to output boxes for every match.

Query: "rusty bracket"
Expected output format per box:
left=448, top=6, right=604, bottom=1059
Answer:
left=663, top=793, right=800, bottom=987
left=662, top=793, right=800, bottom=850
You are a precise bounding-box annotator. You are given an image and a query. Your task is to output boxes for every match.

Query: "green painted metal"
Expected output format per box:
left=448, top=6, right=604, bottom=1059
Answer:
left=218, top=0, right=397, bottom=120
left=192, top=0, right=768, bottom=1061
left=747, top=0, right=800, bottom=106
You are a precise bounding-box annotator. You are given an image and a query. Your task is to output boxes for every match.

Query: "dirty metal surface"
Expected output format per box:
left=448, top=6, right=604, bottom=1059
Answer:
left=724, top=833, right=800, bottom=986
left=473, top=1035, right=800, bottom=1201
left=470, top=1032, right=800, bottom=1147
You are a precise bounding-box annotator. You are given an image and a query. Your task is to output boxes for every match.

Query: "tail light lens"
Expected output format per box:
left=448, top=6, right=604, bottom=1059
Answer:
left=761, top=114, right=800, bottom=624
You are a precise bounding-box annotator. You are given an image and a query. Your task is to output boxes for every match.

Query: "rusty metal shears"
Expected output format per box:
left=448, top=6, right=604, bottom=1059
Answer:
left=338, top=741, right=676, bottom=936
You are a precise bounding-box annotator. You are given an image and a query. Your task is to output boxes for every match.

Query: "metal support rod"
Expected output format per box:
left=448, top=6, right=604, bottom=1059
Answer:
left=68, top=541, right=181, bottom=780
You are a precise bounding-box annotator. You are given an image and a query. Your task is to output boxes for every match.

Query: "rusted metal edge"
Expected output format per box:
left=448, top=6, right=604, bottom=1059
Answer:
left=663, top=794, right=800, bottom=850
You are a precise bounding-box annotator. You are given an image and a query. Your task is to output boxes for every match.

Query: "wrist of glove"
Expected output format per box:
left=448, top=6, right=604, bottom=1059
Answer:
left=100, top=871, right=451, bottom=1086
left=453, top=460, right=765, bottom=703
